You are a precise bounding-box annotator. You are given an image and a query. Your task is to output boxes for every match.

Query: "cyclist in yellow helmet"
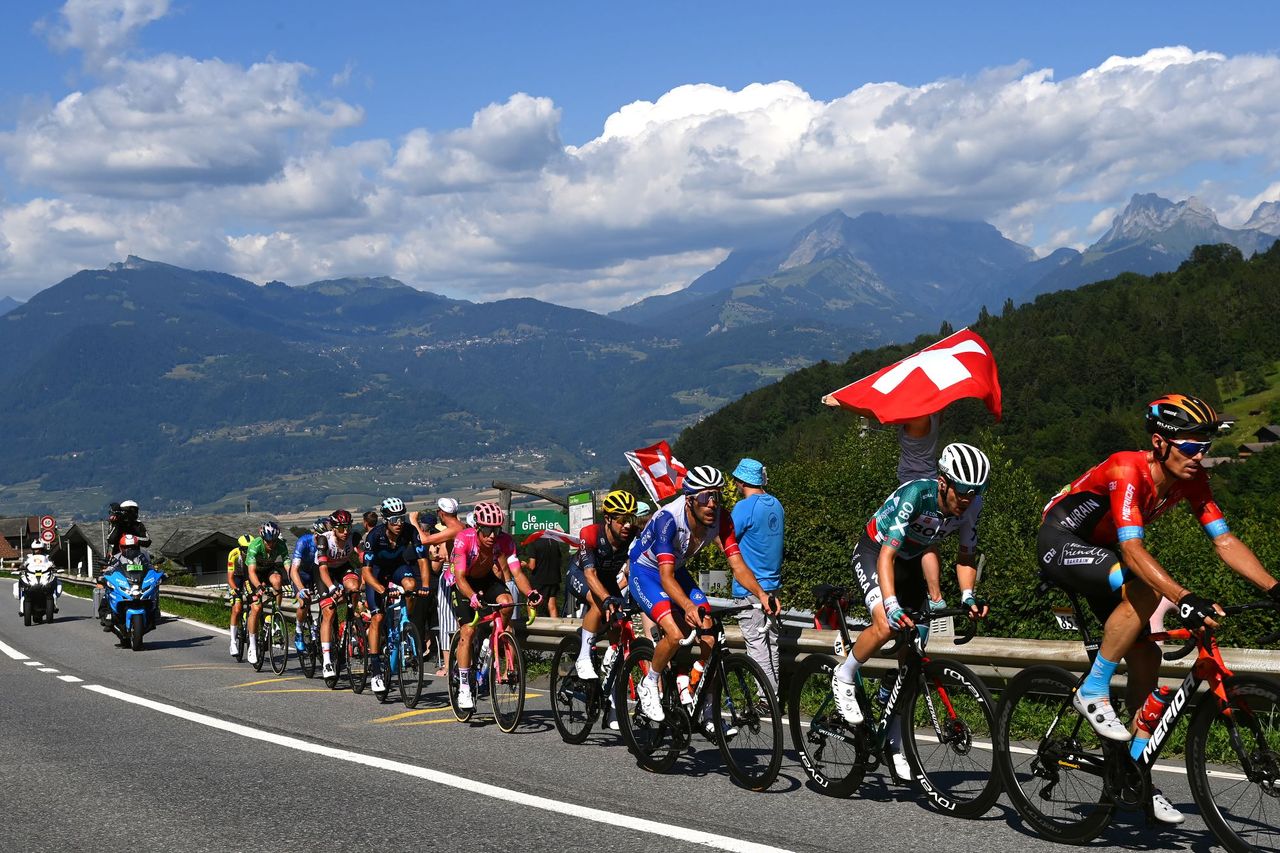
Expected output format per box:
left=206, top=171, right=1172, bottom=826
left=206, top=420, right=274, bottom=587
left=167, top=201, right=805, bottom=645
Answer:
left=226, top=534, right=253, bottom=657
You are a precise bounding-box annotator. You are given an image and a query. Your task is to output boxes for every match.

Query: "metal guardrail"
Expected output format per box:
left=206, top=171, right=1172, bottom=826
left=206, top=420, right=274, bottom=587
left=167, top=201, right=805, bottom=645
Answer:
left=53, top=576, right=1280, bottom=680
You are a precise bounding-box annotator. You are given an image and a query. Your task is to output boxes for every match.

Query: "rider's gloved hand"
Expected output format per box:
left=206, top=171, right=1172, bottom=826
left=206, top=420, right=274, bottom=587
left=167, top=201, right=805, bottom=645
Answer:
left=928, top=597, right=948, bottom=613
left=604, top=596, right=625, bottom=618
left=883, top=595, right=912, bottom=631
left=526, top=589, right=544, bottom=607
left=469, top=592, right=482, bottom=610
left=961, top=589, right=990, bottom=618
left=1177, top=592, right=1219, bottom=631
left=297, top=588, right=310, bottom=602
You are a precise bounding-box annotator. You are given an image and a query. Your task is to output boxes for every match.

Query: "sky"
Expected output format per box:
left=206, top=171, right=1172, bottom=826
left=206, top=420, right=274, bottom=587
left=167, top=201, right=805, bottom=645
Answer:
left=1, top=1, right=1279, bottom=310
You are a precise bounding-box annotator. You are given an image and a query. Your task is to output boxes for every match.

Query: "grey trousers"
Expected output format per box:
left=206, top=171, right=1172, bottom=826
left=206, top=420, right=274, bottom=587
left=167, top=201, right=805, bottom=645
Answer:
left=735, top=597, right=780, bottom=692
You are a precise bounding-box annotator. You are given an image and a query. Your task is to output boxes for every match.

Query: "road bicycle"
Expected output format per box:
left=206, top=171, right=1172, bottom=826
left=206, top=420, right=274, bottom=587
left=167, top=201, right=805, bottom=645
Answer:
left=615, top=603, right=783, bottom=791
left=448, top=599, right=526, bottom=732
left=295, top=593, right=321, bottom=679
left=551, top=600, right=653, bottom=743
left=344, top=587, right=371, bottom=694
left=229, top=586, right=250, bottom=663
left=789, top=585, right=1000, bottom=816
left=370, top=583, right=425, bottom=708
left=250, top=584, right=289, bottom=675
left=995, top=579, right=1280, bottom=852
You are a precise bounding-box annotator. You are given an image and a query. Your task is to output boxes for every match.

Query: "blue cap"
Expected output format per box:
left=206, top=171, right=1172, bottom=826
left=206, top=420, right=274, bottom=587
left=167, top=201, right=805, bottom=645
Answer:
left=731, top=458, right=767, bottom=487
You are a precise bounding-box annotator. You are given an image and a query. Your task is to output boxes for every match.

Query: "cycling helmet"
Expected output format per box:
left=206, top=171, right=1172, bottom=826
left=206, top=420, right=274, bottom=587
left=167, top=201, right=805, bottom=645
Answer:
left=436, top=497, right=459, bottom=515
left=636, top=501, right=652, bottom=516
left=380, top=497, right=406, bottom=517
left=473, top=501, right=506, bottom=527
left=938, top=443, right=991, bottom=492
left=120, top=499, right=139, bottom=513
left=682, top=465, right=726, bottom=494
left=237, top=534, right=252, bottom=549
left=1145, top=394, right=1223, bottom=437
left=465, top=511, right=475, bottom=527
left=601, top=490, right=638, bottom=516
left=260, top=521, right=281, bottom=542
left=310, top=518, right=329, bottom=535
left=119, top=534, right=142, bottom=559
left=328, top=509, right=352, bottom=526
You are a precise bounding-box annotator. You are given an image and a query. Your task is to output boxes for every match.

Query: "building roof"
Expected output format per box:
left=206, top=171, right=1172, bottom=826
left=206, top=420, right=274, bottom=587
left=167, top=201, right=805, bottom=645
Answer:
left=1254, top=425, right=1280, bottom=441
left=0, top=537, right=17, bottom=560
left=1238, top=443, right=1275, bottom=455
left=1199, top=456, right=1236, bottom=469
left=63, top=513, right=280, bottom=566
left=0, top=516, right=37, bottom=540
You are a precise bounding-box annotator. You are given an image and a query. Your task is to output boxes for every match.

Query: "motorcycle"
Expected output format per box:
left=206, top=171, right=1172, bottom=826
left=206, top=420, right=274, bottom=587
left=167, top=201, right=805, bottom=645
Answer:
left=16, top=554, right=61, bottom=626
left=102, top=561, right=164, bottom=651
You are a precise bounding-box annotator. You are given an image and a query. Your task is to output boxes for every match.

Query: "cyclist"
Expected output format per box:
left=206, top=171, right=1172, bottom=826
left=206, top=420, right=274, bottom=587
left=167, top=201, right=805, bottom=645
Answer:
left=628, top=465, right=781, bottom=738
left=225, top=534, right=253, bottom=657
left=831, top=442, right=991, bottom=781
left=568, top=490, right=638, bottom=679
left=288, top=518, right=330, bottom=654
left=316, top=509, right=361, bottom=679
left=245, top=521, right=289, bottom=667
left=361, top=498, right=429, bottom=695
left=450, top=501, right=542, bottom=710
left=1039, top=394, right=1280, bottom=824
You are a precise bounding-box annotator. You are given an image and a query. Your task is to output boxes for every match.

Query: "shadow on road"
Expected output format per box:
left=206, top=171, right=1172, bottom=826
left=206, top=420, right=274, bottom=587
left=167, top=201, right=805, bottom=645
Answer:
left=127, top=634, right=216, bottom=651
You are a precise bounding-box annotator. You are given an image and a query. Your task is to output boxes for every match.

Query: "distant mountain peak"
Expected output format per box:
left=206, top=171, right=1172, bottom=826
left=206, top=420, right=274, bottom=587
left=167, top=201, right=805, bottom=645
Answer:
left=107, top=255, right=173, bottom=273
left=1093, top=193, right=1224, bottom=250
left=778, top=210, right=854, bottom=270
left=1245, top=200, right=1280, bottom=237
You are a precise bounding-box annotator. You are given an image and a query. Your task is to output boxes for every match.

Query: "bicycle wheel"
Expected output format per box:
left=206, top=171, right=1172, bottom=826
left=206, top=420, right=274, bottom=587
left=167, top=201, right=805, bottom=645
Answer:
left=234, top=621, right=247, bottom=663
left=326, top=622, right=345, bottom=689
left=491, top=629, right=526, bottom=733
left=713, top=652, right=783, bottom=791
left=995, top=665, right=1113, bottom=844
left=299, top=619, right=317, bottom=679
left=252, top=617, right=268, bottom=673
left=447, top=630, right=475, bottom=722
left=1186, top=673, right=1280, bottom=853
left=551, top=635, right=598, bottom=744
left=901, top=658, right=1001, bottom=817
left=398, top=623, right=425, bottom=709
left=787, top=653, right=868, bottom=797
left=613, top=644, right=682, bottom=773
left=347, top=617, right=368, bottom=694
left=268, top=613, right=289, bottom=675
left=374, top=639, right=393, bottom=703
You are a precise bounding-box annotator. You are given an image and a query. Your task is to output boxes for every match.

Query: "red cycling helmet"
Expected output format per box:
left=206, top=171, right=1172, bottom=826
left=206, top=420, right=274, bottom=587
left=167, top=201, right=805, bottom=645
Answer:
left=328, top=509, right=353, bottom=526
left=472, top=502, right=506, bottom=527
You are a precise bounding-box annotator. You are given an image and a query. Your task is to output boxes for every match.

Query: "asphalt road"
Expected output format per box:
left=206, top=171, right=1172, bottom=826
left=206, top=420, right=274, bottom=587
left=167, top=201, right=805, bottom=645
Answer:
left=0, top=582, right=1235, bottom=852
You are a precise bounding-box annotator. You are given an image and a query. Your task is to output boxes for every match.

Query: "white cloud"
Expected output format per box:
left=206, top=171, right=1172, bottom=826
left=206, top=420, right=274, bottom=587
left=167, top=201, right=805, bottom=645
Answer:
left=5, top=36, right=1280, bottom=308
left=41, top=0, right=169, bottom=69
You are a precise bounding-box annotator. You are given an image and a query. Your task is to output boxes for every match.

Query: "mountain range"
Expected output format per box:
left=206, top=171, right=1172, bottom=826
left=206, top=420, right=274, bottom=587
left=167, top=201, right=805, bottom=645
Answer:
left=0, top=296, right=21, bottom=317
left=1, top=191, right=1276, bottom=516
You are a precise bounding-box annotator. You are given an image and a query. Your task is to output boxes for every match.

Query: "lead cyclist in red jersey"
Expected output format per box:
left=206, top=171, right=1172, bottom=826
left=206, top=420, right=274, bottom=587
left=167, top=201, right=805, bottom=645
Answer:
left=1038, top=393, right=1280, bottom=823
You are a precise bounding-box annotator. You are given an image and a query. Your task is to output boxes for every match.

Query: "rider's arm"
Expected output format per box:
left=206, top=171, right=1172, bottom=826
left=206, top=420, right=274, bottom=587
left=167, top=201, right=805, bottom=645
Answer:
left=876, top=541, right=914, bottom=628
left=419, top=517, right=465, bottom=547
left=921, top=548, right=944, bottom=603
left=1118, top=539, right=1190, bottom=603
left=1214, top=532, right=1277, bottom=591
left=288, top=549, right=306, bottom=593
left=226, top=551, right=237, bottom=588
left=506, top=551, right=536, bottom=598
left=246, top=545, right=263, bottom=590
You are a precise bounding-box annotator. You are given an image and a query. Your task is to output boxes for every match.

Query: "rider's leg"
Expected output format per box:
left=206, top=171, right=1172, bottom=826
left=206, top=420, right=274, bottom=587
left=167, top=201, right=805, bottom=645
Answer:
left=839, top=607, right=892, bottom=683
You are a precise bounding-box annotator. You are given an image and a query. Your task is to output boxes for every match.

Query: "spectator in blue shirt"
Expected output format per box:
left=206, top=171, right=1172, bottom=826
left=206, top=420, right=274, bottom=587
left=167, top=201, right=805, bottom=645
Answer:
left=730, top=458, right=784, bottom=691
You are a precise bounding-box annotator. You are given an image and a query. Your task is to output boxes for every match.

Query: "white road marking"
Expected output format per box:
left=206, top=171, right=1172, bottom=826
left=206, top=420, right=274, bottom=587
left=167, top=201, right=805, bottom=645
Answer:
left=81, top=683, right=794, bottom=853
left=38, top=667, right=59, bottom=673
left=23, top=661, right=43, bottom=666
left=58, top=675, right=83, bottom=683
left=0, top=639, right=28, bottom=660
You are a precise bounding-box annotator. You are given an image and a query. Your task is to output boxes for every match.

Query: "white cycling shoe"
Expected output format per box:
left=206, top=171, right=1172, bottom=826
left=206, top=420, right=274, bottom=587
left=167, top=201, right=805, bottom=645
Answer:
left=1072, top=692, right=1132, bottom=742
left=246, top=647, right=259, bottom=666
left=636, top=677, right=665, bottom=722
left=229, top=637, right=239, bottom=657
left=575, top=656, right=598, bottom=680
left=321, top=661, right=336, bottom=679
left=1151, top=790, right=1186, bottom=825
left=457, top=684, right=475, bottom=710
left=832, top=674, right=864, bottom=725
left=370, top=674, right=386, bottom=694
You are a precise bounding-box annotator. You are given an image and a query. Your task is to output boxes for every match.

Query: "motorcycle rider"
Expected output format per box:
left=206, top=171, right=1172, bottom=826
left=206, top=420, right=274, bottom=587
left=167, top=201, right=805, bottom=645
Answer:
left=106, top=500, right=151, bottom=556
left=18, top=540, right=57, bottom=616
left=98, top=535, right=156, bottom=625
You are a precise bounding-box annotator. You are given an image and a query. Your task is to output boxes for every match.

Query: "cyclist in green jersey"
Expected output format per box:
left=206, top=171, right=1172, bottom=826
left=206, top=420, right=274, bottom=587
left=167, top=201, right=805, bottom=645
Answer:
left=831, top=443, right=992, bottom=778
left=244, top=521, right=289, bottom=666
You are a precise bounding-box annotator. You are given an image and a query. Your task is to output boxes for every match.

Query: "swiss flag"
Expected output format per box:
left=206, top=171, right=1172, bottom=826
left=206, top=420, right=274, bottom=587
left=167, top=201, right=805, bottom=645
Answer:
left=624, top=440, right=689, bottom=504
left=521, top=529, right=582, bottom=548
left=824, top=328, right=1002, bottom=424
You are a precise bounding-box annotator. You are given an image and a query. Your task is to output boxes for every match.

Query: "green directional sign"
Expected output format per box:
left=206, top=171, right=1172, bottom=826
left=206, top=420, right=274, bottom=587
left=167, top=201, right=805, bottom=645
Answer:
left=513, top=508, right=569, bottom=538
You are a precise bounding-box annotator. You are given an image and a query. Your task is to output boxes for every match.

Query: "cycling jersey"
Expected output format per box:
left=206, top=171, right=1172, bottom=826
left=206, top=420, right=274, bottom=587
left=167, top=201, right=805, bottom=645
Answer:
left=227, top=547, right=246, bottom=579
left=292, top=533, right=320, bottom=579
left=314, top=530, right=359, bottom=579
left=568, top=522, right=633, bottom=600
left=1042, top=450, right=1228, bottom=545
left=865, top=478, right=981, bottom=560
left=245, top=537, right=287, bottom=578
left=628, top=495, right=740, bottom=574
left=362, top=523, right=427, bottom=578
left=449, top=527, right=520, bottom=582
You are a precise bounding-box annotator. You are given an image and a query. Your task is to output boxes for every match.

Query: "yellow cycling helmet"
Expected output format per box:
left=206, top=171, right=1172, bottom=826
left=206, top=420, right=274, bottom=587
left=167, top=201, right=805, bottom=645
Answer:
left=237, top=534, right=253, bottom=548
left=601, top=490, right=638, bottom=517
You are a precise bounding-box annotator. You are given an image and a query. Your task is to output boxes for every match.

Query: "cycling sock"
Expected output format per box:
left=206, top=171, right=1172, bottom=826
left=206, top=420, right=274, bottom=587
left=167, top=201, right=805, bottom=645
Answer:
left=578, top=628, right=594, bottom=661
left=369, top=656, right=382, bottom=675
left=248, top=635, right=258, bottom=653
left=1079, top=653, right=1119, bottom=701
left=321, top=643, right=331, bottom=665
left=1130, top=735, right=1149, bottom=760
left=644, top=669, right=660, bottom=686
left=836, top=653, right=860, bottom=684
left=458, top=667, right=470, bottom=682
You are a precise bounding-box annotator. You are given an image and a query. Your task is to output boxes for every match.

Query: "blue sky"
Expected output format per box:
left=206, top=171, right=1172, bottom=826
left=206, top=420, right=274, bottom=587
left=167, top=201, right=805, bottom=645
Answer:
left=1, top=1, right=1279, bottom=306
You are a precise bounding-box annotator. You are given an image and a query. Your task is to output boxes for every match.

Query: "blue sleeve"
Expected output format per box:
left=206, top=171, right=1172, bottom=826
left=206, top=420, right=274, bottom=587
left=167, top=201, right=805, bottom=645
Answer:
left=652, top=513, right=679, bottom=564
left=292, top=535, right=310, bottom=562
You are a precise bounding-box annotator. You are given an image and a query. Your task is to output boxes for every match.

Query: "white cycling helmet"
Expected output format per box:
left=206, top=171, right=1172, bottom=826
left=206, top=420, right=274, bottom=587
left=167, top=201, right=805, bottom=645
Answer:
left=682, top=465, right=725, bottom=494
left=436, top=497, right=459, bottom=515
left=380, top=497, right=406, bottom=517
left=938, top=443, right=991, bottom=493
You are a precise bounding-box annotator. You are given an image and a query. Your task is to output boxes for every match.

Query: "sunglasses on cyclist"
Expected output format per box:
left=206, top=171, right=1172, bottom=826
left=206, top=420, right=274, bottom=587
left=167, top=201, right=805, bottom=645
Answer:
left=385, top=514, right=407, bottom=525
left=692, top=489, right=722, bottom=507
left=609, top=513, right=637, bottom=526
left=1168, top=438, right=1212, bottom=457
left=477, top=524, right=502, bottom=537
left=332, top=523, right=350, bottom=531
left=944, top=477, right=985, bottom=498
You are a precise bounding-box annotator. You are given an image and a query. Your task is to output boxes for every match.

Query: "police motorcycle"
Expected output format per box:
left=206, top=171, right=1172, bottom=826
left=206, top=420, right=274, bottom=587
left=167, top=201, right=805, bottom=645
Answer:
left=16, top=541, right=61, bottom=626
left=101, top=535, right=165, bottom=651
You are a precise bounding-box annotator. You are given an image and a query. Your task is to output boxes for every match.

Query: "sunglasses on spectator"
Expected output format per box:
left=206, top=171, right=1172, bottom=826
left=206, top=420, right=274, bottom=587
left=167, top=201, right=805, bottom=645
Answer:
left=1169, top=438, right=1212, bottom=457
left=693, top=490, right=722, bottom=507
left=478, top=524, right=502, bottom=537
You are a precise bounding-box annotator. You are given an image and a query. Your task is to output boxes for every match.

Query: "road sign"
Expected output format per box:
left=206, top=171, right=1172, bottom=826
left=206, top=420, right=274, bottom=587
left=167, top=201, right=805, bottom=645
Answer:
left=567, top=490, right=594, bottom=539
left=39, top=515, right=55, bottom=531
left=513, top=508, right=569, bottom=538
left=40, top=529, right=56, bottom=544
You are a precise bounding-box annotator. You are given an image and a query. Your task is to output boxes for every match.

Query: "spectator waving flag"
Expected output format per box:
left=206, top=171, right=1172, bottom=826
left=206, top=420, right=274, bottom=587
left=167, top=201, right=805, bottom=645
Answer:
left=625, top=440, right=689, bottom=504
left=824, top=328, right=1002, bottom=424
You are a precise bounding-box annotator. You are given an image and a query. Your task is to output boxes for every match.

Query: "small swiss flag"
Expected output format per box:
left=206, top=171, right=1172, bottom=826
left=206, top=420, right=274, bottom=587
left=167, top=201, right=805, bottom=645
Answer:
left=824, top=328, right=1002, bottom=424
left=624, top=440, right=689, bottom=504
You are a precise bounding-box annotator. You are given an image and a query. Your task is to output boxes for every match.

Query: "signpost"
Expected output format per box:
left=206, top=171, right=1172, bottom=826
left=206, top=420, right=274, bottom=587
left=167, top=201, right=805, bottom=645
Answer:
left=512, top=508, right=569, bottom=538
left=567, top=490, right=595, bottom=539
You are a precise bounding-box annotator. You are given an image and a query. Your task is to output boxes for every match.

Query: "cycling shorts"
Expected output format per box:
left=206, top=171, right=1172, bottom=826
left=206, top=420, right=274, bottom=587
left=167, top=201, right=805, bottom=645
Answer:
left=364, top=564, right=421, bottom=612
left=629, top=565, right=707, bottom=623
left=851, top=533, right=928, bottom=613
left=1037, top=517, right=1131, bottom=624
left=450, top=573, right=510, bottom=624
left=566, top=566, right=623, bottom=603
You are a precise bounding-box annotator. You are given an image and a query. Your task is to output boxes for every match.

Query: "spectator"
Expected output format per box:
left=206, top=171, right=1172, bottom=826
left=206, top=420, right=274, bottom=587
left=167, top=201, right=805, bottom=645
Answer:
left=526, top=529, right=566, bottom=617
left=729, top=458, right=784, bottom=692
left=896, top=413, right=941, bottom=484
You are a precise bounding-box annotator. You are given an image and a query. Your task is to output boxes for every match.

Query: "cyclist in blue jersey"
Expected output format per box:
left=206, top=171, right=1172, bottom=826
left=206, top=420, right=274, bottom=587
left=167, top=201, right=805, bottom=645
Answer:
left=288, top=518, right=329, bottom=653
left=361, top=497, right=429, bottom=695
left=628, top=465, right=781, bottom=737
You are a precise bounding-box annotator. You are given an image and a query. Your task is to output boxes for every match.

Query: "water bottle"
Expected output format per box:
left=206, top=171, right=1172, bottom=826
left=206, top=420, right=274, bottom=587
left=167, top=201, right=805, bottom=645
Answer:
left=600, top=644, right=618, bottom=681
left=677, top=674, right=694, bottom=706
left=876, top=668, right=899, bottom=707
left=476, top=637, right=491, bottom=690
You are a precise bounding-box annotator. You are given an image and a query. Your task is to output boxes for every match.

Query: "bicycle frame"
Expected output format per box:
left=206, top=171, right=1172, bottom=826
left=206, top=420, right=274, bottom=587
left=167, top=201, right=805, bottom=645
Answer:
left=597, top=607, right=642, bottom=709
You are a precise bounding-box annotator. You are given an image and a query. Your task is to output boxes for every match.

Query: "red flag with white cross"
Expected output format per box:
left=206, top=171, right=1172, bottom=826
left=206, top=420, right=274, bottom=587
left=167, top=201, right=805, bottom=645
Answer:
left=825, top=328, right=1002, bottom=424
left=624, top=440, right=689, bottom=504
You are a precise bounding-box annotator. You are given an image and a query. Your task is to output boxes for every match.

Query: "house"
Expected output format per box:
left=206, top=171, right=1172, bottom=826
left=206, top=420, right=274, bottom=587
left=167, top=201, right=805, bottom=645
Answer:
left=0, top=516, right=39, bottom=554
left=62, top=513, right=280, bottom=581
left=1255, top=425, right=1280, bottom=444
left=1237, top=443, right=1275, bottom=459
left=1199, top=456, right=1237, bottom=470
